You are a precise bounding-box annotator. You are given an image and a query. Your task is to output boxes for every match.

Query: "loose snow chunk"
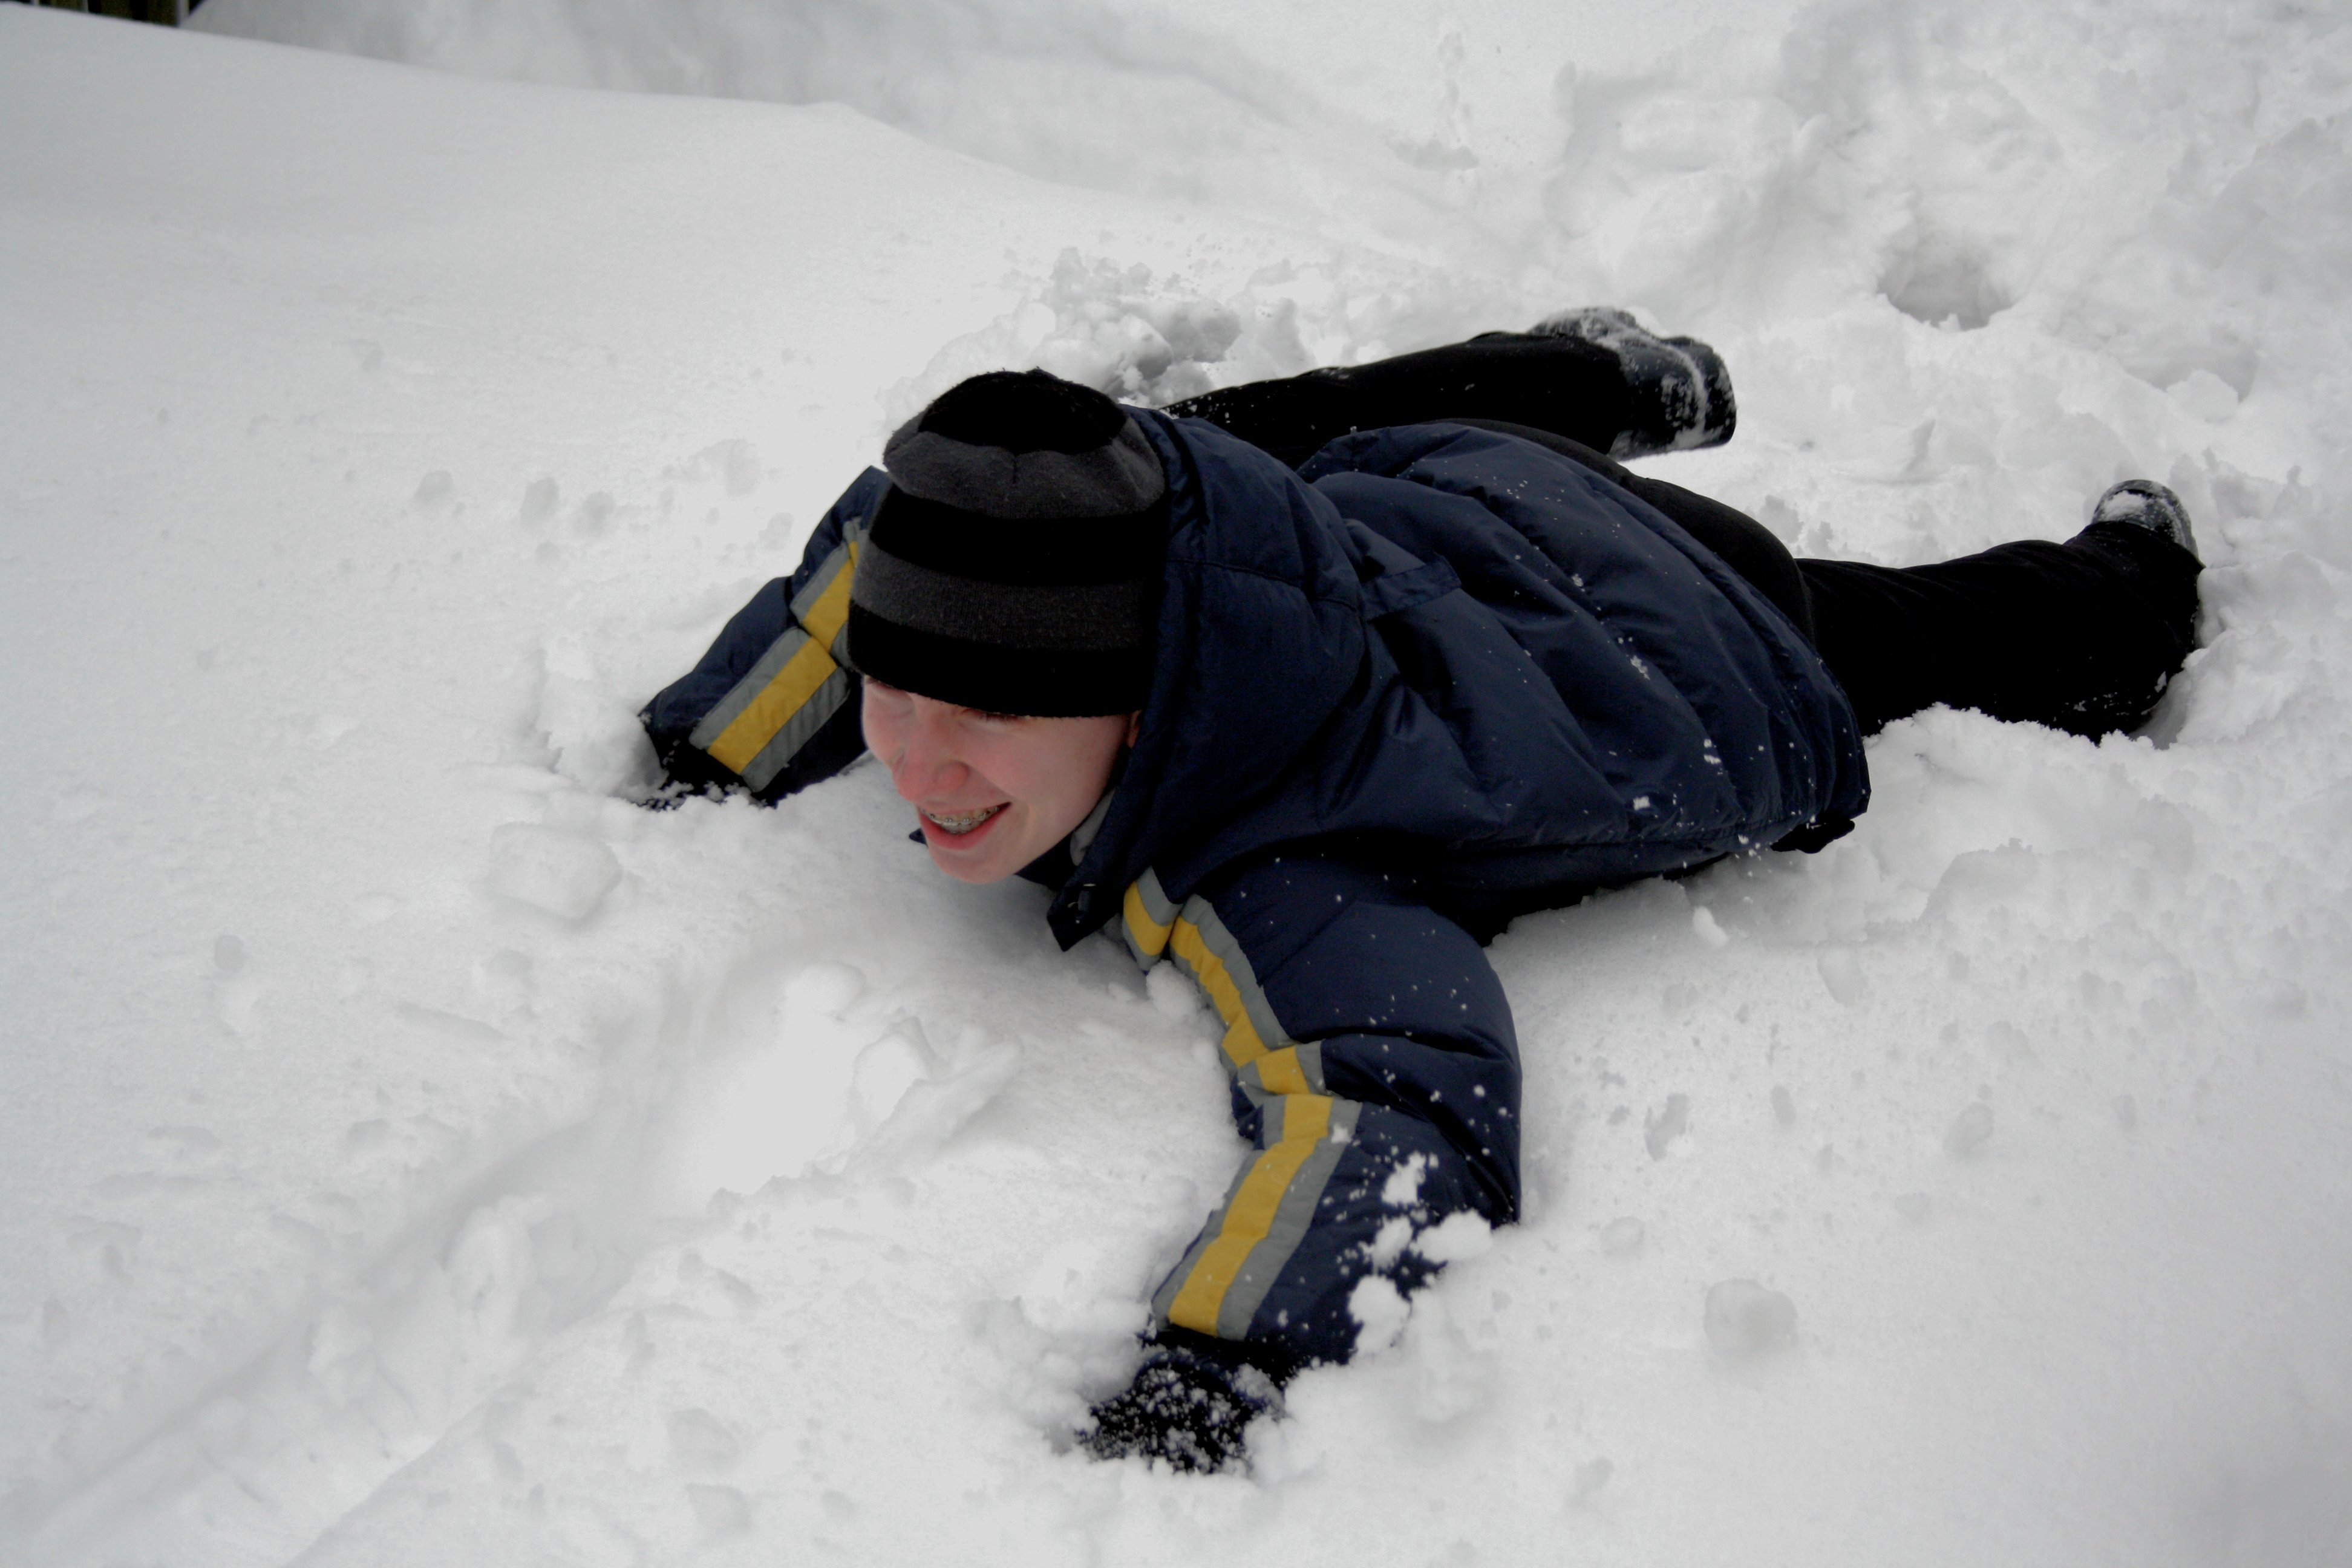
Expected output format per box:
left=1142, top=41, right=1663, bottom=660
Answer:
left=1600, top=1217, right=1646, bottom=1257
left=1411, top=1210, right=1493, bottom=1264
left=666, top=1408, right=743, bottom=1473
left=1382, top=1151, right=1432, bottom=1207
left=1644, top=1093, right=1691, bottom=1160
left=849, top=1025, right=932, bottom=1129
left=1144, top=962, right=1203, bottom=1021
left=1944, top=1102, right=1996, bottom=1158
left=1371, top=1214, right=1415, bottom=1267
left=485, top=823, right=622, bottom=922
left=1817, top=947, right=1869, bottom=1007
left=2166, top=369, right=2241, bottom=422
left=686, top=1483, right=751, bottom=1540
left=517, top=474, right=559, bottom=526
left=1349, top=1273, right=1411, bottom=1355
left=1704, top=1279, right=1798, bottom=1356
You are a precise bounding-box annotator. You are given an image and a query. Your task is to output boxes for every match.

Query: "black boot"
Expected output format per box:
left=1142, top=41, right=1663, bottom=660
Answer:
left=1529, top=306, right=1737, bottom=459
left=2087, top=479, right=2198, bottom=562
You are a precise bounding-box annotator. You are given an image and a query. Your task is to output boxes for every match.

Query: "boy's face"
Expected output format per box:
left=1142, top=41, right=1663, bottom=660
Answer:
left=861, top=680, right=1135, bottom=884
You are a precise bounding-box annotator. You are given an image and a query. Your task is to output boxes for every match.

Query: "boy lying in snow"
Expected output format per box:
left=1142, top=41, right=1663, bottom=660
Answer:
left=641, top=313, right=2202, bottom=1471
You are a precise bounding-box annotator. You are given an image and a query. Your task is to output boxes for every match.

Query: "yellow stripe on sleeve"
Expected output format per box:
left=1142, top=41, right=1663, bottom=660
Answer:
left=1170, top=918, right=1269, bottom=1067
left=704, top=543, right=860, bottom=774
left=1255, top=1047, right=1312, bottom=1097
left=1166, top=1095, right=1333, bottom=1335
left=798, top=540, right=860, bottom=647
left=1122, top=883, right=1173, bottom=959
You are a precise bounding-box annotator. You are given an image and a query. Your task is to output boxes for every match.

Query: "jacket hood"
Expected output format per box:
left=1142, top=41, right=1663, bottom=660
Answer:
left=1047, top=412, right=1363, bottom=946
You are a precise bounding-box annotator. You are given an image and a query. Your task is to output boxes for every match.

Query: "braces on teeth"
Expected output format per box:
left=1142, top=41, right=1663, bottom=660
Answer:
left=924, top=805, right=1004, bottom=834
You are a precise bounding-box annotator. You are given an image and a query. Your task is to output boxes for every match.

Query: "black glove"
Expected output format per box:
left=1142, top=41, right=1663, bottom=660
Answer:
left=1082, top=1341, right=1280, bottom=1472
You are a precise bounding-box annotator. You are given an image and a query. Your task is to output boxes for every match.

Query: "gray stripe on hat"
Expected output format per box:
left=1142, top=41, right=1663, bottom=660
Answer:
left=850, top=539, right=1151, bottom=652
left=883, top=417, right=1166, bottom=520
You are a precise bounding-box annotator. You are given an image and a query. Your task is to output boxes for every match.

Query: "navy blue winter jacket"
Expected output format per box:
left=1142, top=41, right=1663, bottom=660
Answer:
left=642, top=415, right=1867, bottom=1375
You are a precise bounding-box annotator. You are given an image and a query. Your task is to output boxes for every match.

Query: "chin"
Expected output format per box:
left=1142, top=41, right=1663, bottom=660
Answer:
left=926, top=849, right=1013, bottom=885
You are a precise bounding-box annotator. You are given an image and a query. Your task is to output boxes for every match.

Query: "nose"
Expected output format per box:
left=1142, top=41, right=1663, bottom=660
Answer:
left=887, top=700, right=967, bottom=801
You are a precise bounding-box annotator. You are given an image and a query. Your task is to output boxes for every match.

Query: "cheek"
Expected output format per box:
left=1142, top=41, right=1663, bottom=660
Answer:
left=998, top=729, right=1121, bottom=821
left=957, top=740, right=1068, bottom=820
left=961, top=742, right=1045, bottom=814
left=860, top=694, right=904, bottom=760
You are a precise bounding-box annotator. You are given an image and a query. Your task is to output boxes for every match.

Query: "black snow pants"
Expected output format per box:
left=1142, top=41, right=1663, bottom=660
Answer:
left=1167, top=333, right=2203, bottom=740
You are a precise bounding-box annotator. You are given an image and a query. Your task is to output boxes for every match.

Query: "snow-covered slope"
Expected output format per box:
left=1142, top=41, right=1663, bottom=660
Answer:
left=4, top=4, right=2349, bottom=1564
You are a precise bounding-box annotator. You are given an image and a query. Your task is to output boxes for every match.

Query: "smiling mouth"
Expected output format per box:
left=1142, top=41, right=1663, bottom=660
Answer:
left=921, top=803, right=1006, bottom=836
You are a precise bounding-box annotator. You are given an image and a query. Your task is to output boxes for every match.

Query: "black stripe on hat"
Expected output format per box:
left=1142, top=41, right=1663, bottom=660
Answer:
left=844, top=604, right=1155, bottom=718
left=852, top=537, right=1154, bottom=652
left=864, top=488, right=1163, bottom=585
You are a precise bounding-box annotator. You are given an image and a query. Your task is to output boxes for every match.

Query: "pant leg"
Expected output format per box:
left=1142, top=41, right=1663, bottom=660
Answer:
left=1165, top=334, right=1635, bottom=469
left=1163, top=336, right=1815, bottom=638
left=1799, top=522, right=2202, bottom=738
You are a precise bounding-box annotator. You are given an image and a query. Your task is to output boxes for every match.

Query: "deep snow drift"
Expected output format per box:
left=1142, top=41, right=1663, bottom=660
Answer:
left=5, top=3, right=2350, bottom=1564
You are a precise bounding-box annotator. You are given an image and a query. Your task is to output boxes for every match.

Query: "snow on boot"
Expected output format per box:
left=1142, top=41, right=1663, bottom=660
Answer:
left=2090, top=479, right=2199, bottom=562
left=1529, top=305, right=1737, bottom=459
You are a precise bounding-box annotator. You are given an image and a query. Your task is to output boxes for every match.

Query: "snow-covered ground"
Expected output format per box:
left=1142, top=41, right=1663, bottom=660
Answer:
left=4, top=2, right=2349, bottom=1562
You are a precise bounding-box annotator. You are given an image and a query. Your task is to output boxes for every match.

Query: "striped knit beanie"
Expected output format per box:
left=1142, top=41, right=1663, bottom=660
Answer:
left=846, top=369, right=1166, bottom=717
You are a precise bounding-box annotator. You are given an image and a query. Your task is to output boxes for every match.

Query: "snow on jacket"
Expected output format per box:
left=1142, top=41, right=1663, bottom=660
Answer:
left=642, top=414, right=1869, bottom=1372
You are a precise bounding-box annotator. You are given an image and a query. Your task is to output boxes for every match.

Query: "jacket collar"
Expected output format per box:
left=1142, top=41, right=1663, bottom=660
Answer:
left=1046, top=410, right=1367, bottom=947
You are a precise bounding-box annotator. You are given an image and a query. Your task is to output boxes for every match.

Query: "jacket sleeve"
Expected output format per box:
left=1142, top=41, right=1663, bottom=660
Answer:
left=639, top=469, right=886, bottom=803
left=1120, top=854, right=1520, bottom=1375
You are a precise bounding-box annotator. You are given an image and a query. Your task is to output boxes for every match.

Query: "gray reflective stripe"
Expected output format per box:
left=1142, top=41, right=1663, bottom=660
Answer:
left=1148, top=1086, right=1296, bottom=1327
left=736, top=665, right=855, bottom=792
left=1145, top=1091, right=1296, bottom=1330
left=1122, top=867, right=1178, bottom=969
left=1236, top=1039, right=1327, bottom=1105
left=687, top=624, right=808, bottom=752
left=1215, top=1099, right=1362, bottom=1339
left=1180, top=895, right=1294, bottom=1062
left=1151, top=1232, right=1218, bottom=1327
left=685, top=538, right=856, bottom=753
left=791, top=539, right=857, bottom=622
left=1067, top=786, right=1114, bottom=863
left=1146, top=1096, right=1364, bottom=1339
left=1135, top=867, right=1177, bottom=926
